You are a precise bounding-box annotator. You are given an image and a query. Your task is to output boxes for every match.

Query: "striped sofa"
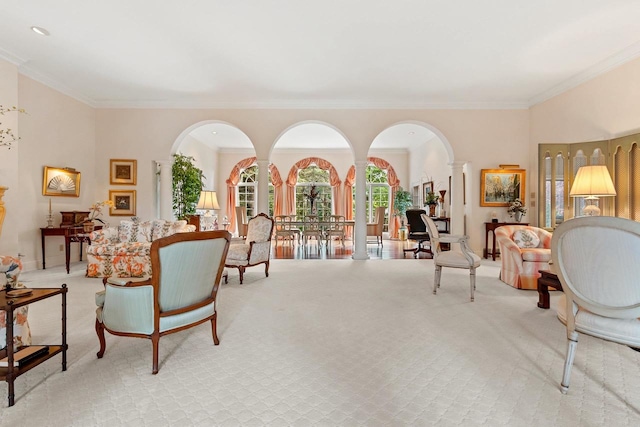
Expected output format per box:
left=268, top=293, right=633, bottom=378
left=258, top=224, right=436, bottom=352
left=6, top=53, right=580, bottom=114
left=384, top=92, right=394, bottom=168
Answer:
left=495, top=225, right=552, bottom=290
left=86, top=219, right=195, bottom=278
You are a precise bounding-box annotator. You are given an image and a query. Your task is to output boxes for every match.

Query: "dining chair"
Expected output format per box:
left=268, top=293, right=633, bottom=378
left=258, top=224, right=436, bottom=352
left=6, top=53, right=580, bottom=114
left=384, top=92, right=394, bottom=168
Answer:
left=366, top=206, right=386, bottom=246
left=274, top=215, right=297, bottom=246
left=302, top=215, right=323, bottom=250
left=552, top=216, right=640, bottom=394
left=325, top=215, right=346, bottom=248
left=422, top=214, right=481, bottom=301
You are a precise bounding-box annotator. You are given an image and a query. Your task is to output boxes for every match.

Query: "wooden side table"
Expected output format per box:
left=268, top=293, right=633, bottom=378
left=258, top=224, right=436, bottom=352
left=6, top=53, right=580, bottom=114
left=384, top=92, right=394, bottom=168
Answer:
left=0, top=285, right=67, bottom=406
left=484, top=222, right=529, bottom=260
left=41, top=226, right=102, bottom=273
left=537, top=269, right=563, bottom=309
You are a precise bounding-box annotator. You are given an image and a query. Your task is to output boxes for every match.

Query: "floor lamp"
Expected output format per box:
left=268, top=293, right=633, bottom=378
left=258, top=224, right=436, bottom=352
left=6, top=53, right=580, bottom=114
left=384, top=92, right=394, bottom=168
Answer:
left=196, top=190, right=220, bottom=230
left=569, top=165, right=616, bottom=216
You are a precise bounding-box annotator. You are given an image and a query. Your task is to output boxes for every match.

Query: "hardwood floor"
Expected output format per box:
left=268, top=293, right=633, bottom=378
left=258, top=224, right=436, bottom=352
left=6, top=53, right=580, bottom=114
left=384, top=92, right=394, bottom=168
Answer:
left=271, top=237, right=434, bottom=260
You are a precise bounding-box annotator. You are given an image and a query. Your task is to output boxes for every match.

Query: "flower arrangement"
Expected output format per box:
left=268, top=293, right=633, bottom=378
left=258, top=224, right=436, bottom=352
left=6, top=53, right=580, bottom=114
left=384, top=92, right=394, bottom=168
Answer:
left=507, top=198, right=527, bottom=217
left=424, top=192, right=439, bottom=205
left=87, top=200, right=114, bottom=224
left=304, top=184, right=320, bottom=202
left=1, top=105, right=27, bottom=149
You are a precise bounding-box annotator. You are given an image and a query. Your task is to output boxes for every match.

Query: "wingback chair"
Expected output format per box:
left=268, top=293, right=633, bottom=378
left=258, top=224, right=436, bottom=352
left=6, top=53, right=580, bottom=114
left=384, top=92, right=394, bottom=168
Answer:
left=495, top=225, right=552, bottom=290
left=367, top=206, right=386, bottom=246
left=0, top=256, right=31, bottom=349
left=552, top=217, right=640, bottom=394
left=225, top=213, right=275, bottom=284
left=95, top=231, right=230, bottom=374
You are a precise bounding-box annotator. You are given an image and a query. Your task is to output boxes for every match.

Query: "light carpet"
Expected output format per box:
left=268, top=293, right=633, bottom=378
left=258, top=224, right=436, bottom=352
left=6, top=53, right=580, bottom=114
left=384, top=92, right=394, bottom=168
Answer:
left=1, top=259, right=640, bottom=426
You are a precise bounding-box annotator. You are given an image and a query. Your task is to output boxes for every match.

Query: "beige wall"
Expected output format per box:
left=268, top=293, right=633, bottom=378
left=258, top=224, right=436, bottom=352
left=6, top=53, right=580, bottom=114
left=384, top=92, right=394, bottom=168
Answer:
left=2, top=56, right=537, bottom=269
left=529, top=56, right=640, bottom=224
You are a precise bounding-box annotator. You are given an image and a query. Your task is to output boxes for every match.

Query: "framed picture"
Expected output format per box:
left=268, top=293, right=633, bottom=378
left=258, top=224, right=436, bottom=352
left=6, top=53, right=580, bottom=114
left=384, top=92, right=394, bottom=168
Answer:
left=480, top=168, right=526, bottom=207
left=110, top=159, right=137, bottom=185
left=42, top=166, right=81, bottom=197
left=423, top=181, right=434, bottom=201
left=109, top=190, right=136, bottom=216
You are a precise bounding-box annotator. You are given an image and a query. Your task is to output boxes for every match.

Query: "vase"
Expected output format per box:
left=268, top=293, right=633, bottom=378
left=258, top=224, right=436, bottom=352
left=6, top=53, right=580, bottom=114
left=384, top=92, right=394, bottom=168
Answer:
left=83, top=221, right=95, bottom=232
left=0, top=186, right=7, bottom=237
left=429, top=204, right=437, bottom=217
left=514, top=212, right=523, bottom=223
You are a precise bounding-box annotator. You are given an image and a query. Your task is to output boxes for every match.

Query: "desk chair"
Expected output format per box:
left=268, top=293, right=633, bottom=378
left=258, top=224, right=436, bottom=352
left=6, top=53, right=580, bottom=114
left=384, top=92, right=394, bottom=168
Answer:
left=403, top=209, right=431, bottom=258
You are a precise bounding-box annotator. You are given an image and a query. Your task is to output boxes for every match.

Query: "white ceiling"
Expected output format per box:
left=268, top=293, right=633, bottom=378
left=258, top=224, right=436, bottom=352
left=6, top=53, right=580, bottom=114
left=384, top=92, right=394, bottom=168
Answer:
left=3, top=1, right=640, bottom=149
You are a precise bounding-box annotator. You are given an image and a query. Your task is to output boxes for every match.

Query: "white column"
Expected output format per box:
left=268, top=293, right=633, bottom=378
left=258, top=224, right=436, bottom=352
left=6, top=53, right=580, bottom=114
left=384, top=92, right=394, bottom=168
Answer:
left=256, top=159, right=269, bottom=215
left=156, top=160, right=174, bottom=220
left=352, top=160, right=369, bottom=260
left=449, top=160, right=466, bottom=235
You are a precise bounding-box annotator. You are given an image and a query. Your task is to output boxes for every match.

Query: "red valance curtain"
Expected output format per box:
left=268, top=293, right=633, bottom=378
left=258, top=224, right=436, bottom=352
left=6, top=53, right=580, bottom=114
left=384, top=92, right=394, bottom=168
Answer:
left=226, top=157, right=256, bottom=234
left=269, top=164, right=284, bottom=216
left=344, top=166, right=356, bottom=236
left=285, top=157, right=342, bottom=215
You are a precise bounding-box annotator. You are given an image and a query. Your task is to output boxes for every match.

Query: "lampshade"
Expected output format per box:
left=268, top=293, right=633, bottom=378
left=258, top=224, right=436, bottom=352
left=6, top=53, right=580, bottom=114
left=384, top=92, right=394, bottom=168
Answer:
left=196, top=191, right=220, bottom=211
left=569, top=165, right=616, bottom=197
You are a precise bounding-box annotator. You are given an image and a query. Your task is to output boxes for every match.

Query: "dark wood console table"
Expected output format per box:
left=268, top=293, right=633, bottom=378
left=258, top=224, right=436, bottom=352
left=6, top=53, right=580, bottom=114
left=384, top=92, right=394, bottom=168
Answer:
left=0, top=285, right=67, bottom=406
left=537, top=269, right=563, bottom=309
left=484, top=221, right=529, bottom=260
left=40, top=226, right=102, bottom=273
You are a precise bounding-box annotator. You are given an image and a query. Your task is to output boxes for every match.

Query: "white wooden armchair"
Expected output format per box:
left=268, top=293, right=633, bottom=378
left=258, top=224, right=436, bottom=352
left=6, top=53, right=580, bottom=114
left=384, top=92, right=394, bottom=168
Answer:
left=552, top=216, right=640, bottom=394
left=224, top=213, right=275, bottom=284
left=95, top=231, right=230, bottom=374
left=422, top=214, right=481, bottom=301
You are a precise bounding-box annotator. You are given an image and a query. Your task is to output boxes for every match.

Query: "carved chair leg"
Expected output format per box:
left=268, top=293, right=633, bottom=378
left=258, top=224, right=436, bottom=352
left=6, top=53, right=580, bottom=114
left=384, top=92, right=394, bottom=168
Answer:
left=211, top=314, right=220, bottom=345
left=95, top=318, right=106, bottom=358
left=265, top=260, right=270, bottom=278
left=470, top=267, right=476, bottom=302
left=561, top=334, right=578, bottom=394
left=239, top=266, right=245, bottom=284
left=151, top=333, right=160, bottom=374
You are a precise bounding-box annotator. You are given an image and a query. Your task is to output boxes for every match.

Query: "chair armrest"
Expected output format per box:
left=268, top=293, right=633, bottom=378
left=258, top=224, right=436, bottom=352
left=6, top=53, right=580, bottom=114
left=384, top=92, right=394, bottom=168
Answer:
left=106, top=276, right=152, bottom=287
left=439, top=234, right=468, bottom=244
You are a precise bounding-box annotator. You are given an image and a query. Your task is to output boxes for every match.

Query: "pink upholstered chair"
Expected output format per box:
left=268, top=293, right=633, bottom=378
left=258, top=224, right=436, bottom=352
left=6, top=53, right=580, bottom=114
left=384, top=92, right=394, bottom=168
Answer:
left=495, top=225, right=552, bottom=289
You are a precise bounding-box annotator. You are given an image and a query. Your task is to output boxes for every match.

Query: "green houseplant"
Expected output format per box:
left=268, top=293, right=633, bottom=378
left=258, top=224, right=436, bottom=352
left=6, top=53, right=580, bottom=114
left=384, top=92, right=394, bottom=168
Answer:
left=172, top=153, right=205, bottom=220
left=394, top=187, right=413, bottom=226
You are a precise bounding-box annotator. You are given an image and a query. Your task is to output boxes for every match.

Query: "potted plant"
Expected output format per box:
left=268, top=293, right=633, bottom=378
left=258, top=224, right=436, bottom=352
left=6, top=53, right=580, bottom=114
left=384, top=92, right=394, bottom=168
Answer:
left=172, top=153, right=205, bottom=220
left=394, top=187, right=413, bottom=240
left=424, top=191, right=439, bottom=217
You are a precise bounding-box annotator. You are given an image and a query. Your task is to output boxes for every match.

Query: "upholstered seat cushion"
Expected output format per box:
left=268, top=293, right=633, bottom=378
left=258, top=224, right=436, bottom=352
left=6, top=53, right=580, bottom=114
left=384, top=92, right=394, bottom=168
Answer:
left=87, top=241, right=151, bottom=257
left=521, top=248, right=551, bottom=262
left=556, top=295, right=640, bottom=347
left=226, top=244, right=250, bottom=262
left=437, top=250, right=481, bottom=268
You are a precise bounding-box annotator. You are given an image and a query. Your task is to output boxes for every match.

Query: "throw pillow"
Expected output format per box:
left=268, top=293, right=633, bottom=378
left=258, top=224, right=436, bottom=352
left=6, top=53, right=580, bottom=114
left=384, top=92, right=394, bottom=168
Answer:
left=512, top=229, right=540, bottom=248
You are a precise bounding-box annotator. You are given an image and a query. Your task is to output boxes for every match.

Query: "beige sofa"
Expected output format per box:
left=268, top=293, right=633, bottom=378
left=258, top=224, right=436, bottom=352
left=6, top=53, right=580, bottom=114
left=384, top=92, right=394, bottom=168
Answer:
left=86, top=219, right=195, bottom=278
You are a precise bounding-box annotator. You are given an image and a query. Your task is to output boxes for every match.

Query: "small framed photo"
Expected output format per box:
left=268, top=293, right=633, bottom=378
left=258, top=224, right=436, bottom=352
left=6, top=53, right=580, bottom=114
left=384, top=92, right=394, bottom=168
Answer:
left=110, top=159, right=137, bottom=185
left=42, top=166, right=81, bottom=197
left=480, top=168, right=526, bottom=207
left=109, top=190, right=136, bottom=216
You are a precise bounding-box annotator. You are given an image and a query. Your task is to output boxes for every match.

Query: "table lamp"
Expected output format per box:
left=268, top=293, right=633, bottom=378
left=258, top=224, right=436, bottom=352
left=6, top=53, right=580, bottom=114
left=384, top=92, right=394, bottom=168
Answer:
left=569, top=165, right=616, bottom=216
left=196, top=191, right=220, bottom=217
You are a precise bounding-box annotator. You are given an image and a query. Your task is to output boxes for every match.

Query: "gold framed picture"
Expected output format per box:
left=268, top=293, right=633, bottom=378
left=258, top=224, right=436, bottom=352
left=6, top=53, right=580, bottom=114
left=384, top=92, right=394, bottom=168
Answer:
left=423, top=181, right=434, bottom=201
left=109, top=190, right=136, bottom=216
left=42, top=166, right=81, bottom=197
left=110, top=159, right=137, bottom=185
left=480, top=168, right=526, bottom=207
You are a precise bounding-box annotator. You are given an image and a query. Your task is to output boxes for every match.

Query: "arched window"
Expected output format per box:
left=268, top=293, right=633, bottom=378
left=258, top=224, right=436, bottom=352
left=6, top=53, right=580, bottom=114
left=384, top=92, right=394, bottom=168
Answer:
left=237, top=165, right=275, bottom=217
left=351, top=165, right=390, bottom=227
left=296, top=165, right=331, bottom=218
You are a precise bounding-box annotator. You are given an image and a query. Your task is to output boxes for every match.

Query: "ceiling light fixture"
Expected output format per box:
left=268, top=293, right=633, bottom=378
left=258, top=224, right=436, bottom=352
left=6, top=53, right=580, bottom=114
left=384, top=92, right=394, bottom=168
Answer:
left=408, top=131, right=415, bottom=135
left=211, top=131, right=217, bottom=135
left=31, top=26, right=50, bottom=36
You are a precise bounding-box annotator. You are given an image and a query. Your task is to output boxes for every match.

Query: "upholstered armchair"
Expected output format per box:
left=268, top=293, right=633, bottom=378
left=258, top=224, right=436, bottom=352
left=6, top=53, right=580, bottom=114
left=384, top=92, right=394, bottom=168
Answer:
left=367, top=206, right=386, bottom=246
left=95, top=231, right=230, bottom=374
left=225, top=213, right=275, bottom=284
left=495, top=225, right=552, bottom=290
left=1, top=256, right=31, bottom=349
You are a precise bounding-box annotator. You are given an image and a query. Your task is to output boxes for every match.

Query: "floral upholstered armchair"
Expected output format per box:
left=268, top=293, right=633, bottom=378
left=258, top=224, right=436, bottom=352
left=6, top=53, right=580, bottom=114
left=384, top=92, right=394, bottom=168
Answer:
left=495, top=225, right=552, bottom=290
left=224, top=213, right=274, bottom=284
left=1, top=256, right=31, bottom=349
left=86, top=219, right=195, bottom=278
